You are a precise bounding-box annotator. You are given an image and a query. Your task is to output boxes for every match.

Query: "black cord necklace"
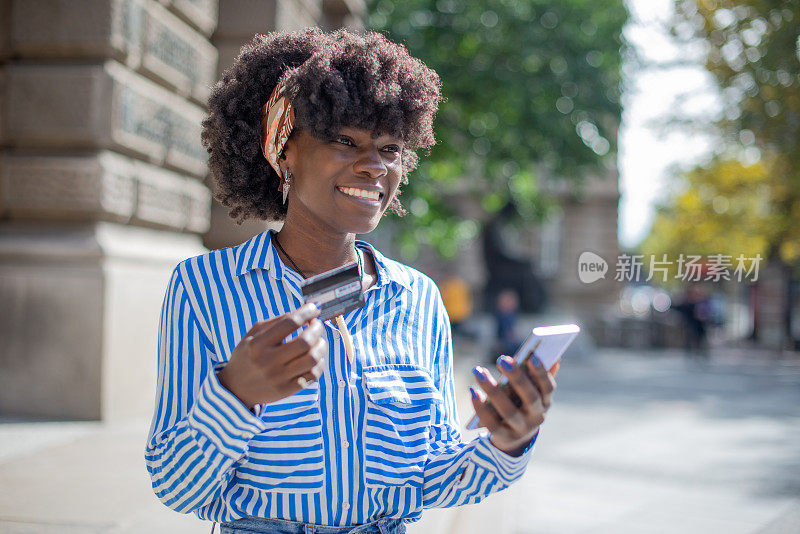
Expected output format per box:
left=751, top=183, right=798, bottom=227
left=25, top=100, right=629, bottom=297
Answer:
left=272, top=233, right=363, bottom=280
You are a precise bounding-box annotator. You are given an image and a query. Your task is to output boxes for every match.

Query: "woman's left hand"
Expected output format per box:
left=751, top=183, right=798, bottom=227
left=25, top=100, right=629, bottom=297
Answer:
left=469, top=356, right=559, bottom=457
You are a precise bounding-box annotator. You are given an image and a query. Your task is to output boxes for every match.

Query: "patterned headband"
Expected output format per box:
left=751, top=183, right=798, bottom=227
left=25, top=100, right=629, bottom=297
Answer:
left=261, top=78, right=295, bottom=179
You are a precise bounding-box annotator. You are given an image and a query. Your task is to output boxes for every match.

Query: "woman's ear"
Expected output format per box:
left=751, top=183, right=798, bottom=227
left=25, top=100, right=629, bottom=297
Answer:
left=280, top=132, right=299, bottom=175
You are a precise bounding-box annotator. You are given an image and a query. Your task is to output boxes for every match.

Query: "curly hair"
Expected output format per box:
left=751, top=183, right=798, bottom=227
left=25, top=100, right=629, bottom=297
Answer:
left=201, top=28, right=442, bottom=223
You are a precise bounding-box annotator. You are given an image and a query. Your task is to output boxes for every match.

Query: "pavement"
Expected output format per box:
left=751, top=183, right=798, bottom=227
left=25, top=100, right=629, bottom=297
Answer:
left=1, top=343, right=799, bottom=534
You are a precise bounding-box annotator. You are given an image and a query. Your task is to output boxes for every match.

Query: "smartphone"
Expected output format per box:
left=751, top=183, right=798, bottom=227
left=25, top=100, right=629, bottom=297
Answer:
left=465, top=323, right=580, bottom=430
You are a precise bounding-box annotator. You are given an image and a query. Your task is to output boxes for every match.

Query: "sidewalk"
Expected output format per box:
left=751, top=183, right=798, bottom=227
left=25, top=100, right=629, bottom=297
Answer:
left=0, top=347, right=480, bottom=534
left=1, top=345, right=798, bottom=533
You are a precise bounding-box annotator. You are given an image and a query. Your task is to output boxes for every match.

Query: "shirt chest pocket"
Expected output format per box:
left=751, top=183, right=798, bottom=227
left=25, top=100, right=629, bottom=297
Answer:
left=235, top=383, right=324, bottom=493
left=362, top=365, right=443, bottom=487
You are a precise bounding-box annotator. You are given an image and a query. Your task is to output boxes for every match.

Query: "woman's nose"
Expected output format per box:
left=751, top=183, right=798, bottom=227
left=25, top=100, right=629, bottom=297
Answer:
left=353, top=148, right=388, bottom=178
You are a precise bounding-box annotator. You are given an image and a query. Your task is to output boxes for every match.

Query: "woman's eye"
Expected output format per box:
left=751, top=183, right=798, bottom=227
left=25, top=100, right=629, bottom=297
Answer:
left=382, top=145, right=401, bottom=154
left=335, top=136, right=355, bottom=147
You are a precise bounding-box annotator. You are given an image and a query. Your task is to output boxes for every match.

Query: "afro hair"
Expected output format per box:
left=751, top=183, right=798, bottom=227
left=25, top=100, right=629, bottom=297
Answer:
left=201, top=28, right=442, bottom=223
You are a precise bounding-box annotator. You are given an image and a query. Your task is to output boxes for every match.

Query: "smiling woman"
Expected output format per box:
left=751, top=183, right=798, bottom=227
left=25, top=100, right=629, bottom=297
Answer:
left=201, top=29, right=439, bottom=226
left=279, top=126, right=403, bottom=238
left=145, top=28, right=558, bottom=534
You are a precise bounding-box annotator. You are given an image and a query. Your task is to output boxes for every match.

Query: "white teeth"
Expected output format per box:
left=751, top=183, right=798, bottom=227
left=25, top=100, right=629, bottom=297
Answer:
left=339, top=187, right=380, bottom=201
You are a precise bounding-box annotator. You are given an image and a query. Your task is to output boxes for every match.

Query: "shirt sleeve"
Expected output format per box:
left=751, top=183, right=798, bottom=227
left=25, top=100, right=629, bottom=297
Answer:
left=421, top=284, right=537, bottom=509
left=144, top=266, right=267, bottom=514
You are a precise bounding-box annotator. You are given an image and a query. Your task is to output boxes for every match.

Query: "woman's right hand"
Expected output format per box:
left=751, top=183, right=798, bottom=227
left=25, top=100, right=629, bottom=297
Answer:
left=216, top=303, right=327, bottom=410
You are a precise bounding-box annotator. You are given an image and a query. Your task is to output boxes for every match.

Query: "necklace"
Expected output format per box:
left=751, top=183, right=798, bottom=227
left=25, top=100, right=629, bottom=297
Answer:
left=272, top=234, right=364, bottom=280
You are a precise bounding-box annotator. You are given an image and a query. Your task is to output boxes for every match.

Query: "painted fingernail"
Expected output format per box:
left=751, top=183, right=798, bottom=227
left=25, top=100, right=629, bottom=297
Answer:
left=497, top=356, right=514, bottom=372
left=472, top=366, right=488, bottom=382
left=531, top=356, right=543, bottom=368
left=470, top=386, right=479, bottom=401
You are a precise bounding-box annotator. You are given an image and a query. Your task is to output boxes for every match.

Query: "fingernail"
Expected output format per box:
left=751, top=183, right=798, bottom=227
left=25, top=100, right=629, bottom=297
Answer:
left=470, top=386, right=479, bottom=400
left=531, top=356, right=543, bottom=368
left=303, top=302, right=321, bottom=314
left=497, top=356, right=514, bottom=372
left=472, top=367, right=488, bottom=382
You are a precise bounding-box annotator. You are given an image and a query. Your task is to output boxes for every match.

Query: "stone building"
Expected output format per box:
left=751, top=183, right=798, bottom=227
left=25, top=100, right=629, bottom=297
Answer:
left=0, top=0, right=364, bottom=421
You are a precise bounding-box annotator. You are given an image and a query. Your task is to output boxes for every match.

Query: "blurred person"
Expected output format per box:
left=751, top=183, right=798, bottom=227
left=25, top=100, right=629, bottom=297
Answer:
left=491, top=289, right=522, bottom=362
left=482, top=202, right=548, bottom=314
left=440, top=275, right=473, bottom=338
left=145, top=29, right=558, bottom=534
left=673, top=284, right=710, bottom=358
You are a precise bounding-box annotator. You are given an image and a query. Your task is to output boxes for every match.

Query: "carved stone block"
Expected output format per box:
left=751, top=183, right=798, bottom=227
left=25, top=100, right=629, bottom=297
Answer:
left=4, top=63, right=208, bottom=177
left=10, top=0, right=216, bottom=103
left=142, top=1, right=217, bottom=102
left=0, top=153, right=136, bottom=220
left=109, top=61, right=208, bottom=176
left=158, top=0, right=218, bottom=37
left=5, top=64, right=112, bottom=146
left=0, top=151, right=211, bottom=231
left=184, top=177, right=212, bottom=233
left=10, top=0, right=143, bottom=60
left=132, top=158, right=211, bottom=231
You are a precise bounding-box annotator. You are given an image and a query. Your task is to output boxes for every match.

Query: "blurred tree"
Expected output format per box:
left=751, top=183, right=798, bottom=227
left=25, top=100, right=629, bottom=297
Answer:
left=661, top=1, right=800, bottom=263
left=641, top=156, right=782, bottom=282
left=367, top=0, right=627, bottom=258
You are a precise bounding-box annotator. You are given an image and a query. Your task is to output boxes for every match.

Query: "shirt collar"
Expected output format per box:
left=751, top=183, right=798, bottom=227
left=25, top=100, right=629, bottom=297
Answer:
left=235, top=229, right=412, bottom=293
left=355, top=239, right=413, bottom=293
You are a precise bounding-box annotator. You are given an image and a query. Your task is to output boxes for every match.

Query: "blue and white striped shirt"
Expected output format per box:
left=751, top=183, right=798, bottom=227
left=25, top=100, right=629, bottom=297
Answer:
left=145, top=229, right=534, bottom=525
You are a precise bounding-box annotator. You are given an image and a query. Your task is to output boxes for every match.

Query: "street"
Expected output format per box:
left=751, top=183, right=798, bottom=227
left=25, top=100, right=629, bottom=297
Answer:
left=412, top=346, right=800, bottom=534
left=1, top=347, right=799, bottom=533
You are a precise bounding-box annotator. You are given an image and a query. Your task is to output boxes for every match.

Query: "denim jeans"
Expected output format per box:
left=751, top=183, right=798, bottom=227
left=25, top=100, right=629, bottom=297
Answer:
left=218, top=516, right=406, bottom=534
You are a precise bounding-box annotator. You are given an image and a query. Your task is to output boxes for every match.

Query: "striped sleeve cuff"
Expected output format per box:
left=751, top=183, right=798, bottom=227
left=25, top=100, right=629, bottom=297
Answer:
left=186, top=367, right=267, bottom=460
left=472, top=430, right=538, bottom=484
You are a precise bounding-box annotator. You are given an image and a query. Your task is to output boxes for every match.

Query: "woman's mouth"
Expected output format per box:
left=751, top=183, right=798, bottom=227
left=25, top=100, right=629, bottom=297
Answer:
left=336, top=186, right=383, bottom=204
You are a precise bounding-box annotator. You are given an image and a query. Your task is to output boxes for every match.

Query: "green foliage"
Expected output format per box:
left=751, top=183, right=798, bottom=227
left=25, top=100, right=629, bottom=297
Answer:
left=367, top=0, right=627, bottom=257
left=656, top=1, right=800, bottom=263
left=643, top=157, right=770, bottom=268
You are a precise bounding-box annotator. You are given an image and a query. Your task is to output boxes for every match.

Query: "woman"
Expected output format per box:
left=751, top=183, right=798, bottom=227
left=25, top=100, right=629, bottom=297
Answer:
left=146, top=29, right=556, bottom=534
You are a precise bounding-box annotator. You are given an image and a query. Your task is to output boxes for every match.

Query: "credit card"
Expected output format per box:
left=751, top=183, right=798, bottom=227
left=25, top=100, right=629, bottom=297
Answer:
left=301, top=261, right=365, bottom=321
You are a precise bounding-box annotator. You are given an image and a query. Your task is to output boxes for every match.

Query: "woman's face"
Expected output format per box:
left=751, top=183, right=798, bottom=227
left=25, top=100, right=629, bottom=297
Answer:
left=282, top=126, right=404, bottom=235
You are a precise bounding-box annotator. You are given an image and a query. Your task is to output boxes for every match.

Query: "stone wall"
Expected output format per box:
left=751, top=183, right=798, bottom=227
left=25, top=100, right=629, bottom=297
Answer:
left=0, top=0, right=217, bottom=420
left=0, top=0, right=367, bottom=421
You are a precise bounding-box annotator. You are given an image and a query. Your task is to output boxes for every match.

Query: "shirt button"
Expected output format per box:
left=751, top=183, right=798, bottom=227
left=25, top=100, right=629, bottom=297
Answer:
left=343, top=440, right=349, bottom=448
left=343, top=502, right=350, bottom=510
left=338, top=379, right=346, bottom=387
